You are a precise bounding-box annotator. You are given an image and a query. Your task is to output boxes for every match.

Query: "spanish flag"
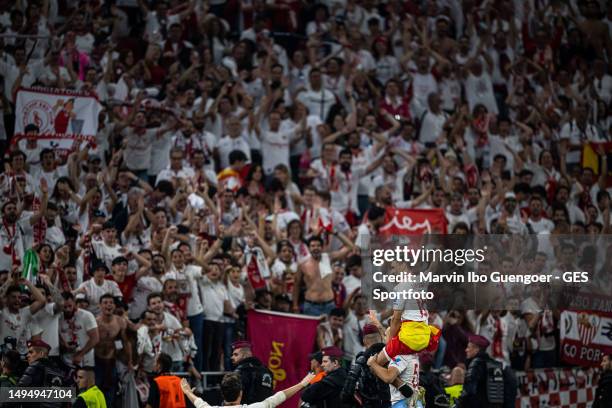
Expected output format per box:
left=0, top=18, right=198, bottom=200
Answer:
left=582, top=142, right=612, bottom=186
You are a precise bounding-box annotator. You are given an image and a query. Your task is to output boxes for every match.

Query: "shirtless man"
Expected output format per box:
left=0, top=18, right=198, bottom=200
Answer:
left=95, top=293, right=132, bottom=407
left=292, top=236, right=353, bottom=316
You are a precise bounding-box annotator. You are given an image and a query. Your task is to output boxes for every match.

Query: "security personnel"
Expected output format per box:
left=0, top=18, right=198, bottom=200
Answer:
left=457, top=334, right=512, bottom=408
left=18, top=339, right=66, bottom=407
left=302, top=346, right=348, bottom=408
left=73, top=367, right=107, bottom=408
left=341, top=324, right=390, bottom=408
left=231, top=341, right=273, bottom=404
left=146, top=353, right=186, bottom=408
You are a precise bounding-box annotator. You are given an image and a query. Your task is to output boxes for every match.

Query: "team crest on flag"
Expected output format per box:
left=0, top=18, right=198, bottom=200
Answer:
left=577, top=313, right=600, bottom=346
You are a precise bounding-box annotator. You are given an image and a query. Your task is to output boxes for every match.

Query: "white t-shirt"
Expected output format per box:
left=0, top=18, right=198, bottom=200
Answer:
left=129, top=276, right=164, bottom=320
left=77, top=279, right=122, bottom=315
left=217, top=135, right=252, bottom=169
left=0, top=216, right=33, bottom=272
left=122, top=128, right=158, bottom=171
left=389, top=354, right=420, bottom=403
left=343, top=275, right=361, bottom=297
left=260, top=128, right=293, bottom=175
left=199, top=276, right=229, bottom=322
left=464, top=72, right=498, bottom=115
left=91, top=239, right=123, bottom=270
left=163, top=265, right=204, bottom=317
left=148, top=131, right=174, bottom=176
left=59, top=308, right=98, bottom=366
left=161, top=311, right=184, bottom=362
left=297, top=88, right=336, bottom=121
left=32, top=303, right=61, bottom=356
left=0, top=306, right=34, bottom=354
left=343, top=310, right=366, bottom=361
left=392, top=282, right=429, bottom=322
left=419, top=110, right=448, bottom=144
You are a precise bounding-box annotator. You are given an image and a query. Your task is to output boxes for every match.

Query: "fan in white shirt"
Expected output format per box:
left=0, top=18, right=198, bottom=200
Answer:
left=216, top=116, right=252, bottom=169
left=59, top=293, right=99, bottom=367
left=296, top=68, right=337, bottom=121
left=0, top=280, right=47, bottom=355
left=254, top=111, right=307, bottom=176
left=156, top=148, right=196, bottom=186
left=76, top=263, right=122, bottom=316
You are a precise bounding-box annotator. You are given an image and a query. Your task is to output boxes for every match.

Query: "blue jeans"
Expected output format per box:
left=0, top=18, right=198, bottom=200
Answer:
left=434, top=336, right=447, bottom=369
left=303, top=300, right=335, bottom=317
left=189, top=313, right=205, bottom=372
left=224, top=322, right=236, bottom=370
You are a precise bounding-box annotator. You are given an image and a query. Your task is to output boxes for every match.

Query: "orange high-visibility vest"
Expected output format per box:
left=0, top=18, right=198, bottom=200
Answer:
left=154, top=375, right=186, bottom=408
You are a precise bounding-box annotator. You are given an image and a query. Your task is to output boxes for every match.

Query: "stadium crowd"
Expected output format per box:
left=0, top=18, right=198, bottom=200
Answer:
left=0, top=0, right=611, bottom=407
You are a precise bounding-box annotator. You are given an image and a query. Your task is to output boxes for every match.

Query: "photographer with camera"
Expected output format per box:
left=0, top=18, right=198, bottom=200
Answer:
left=341, top=324, right=390, bottom=408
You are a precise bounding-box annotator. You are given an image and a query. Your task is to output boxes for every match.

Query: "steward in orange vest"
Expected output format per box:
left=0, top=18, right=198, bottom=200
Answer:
left=146, top=353, right=187, bottom=408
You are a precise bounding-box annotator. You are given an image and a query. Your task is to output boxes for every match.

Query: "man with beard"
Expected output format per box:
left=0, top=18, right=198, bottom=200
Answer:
left=147, top=292, right=185, bottom=371
left=292, top=236, right=352, bottom=316
left=342, top=324, right=390, bottom=408
left=231, top=340, right=274, bottom=404
left=329, top=148, right=383, bottom=226
left=0, top=279, right=46, bottom=355
left=59, top=292, right=99, bottom=368
left=95, top=294, right=132, bottom=407
left=526, top=196, right=554, bottom=233
left=302, top=346, right=348, bottom=408
left=0, top=181, right=47, bottom=271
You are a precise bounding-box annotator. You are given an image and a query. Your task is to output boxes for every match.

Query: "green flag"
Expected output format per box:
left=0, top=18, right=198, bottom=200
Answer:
left=22, top=249, right=39, bottom=284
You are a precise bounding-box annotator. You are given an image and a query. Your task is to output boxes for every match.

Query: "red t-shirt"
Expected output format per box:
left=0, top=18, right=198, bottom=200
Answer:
left=106, top=274, right=137, bottom=302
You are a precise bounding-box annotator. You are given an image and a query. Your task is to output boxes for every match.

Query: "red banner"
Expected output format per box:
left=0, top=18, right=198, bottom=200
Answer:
left=560, top=310, right=612, bottom=367
left=246, top=254, right=266, bottom=290
left=379, top=208, right=448, bottom=235
left=247, top=310, right=319, bottom=408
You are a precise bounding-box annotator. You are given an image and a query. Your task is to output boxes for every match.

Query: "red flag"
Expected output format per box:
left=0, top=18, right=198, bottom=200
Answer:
left=379, top=208, right=448, bottom=236
left=246, top=253, right=267, bottom=290
left=247, top=310, right=319, bottom=408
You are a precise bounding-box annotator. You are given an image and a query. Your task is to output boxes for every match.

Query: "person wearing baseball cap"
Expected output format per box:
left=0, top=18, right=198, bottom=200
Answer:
left=301, top=346, right=348, bottom=408
left=456, top=334, right=516, bottom=408
left=230, top=340, right=274, bottom=404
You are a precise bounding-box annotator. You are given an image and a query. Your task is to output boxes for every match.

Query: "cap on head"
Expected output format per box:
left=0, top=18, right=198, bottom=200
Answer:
left=27, top=339, right=51, bottom=351
left=321, top=346, right=343, bottom=359
left=231, top=340, right=252, bottom=350
left=362, top=324, right=379, bottom=336
left=468, top=334, right=490, bottom=349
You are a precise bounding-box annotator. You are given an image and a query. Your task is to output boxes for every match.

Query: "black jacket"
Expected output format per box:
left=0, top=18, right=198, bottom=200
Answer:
left=235, top=357, right=274, bottom=404
left=456, top=351, right=489, bottom=408
left=593, top=370, right=612, bottom=408
left=302, top=367, right=349, bottom=408
left=16, top=358, right=64, bottom=408
left=341, top=344, right=390, bottom=408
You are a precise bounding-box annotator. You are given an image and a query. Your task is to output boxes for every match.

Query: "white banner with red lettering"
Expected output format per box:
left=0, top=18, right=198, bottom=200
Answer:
left=560, top=310, right=612, bottom=366
left=14, top=87, right=101, bottom=152
left=515, top=367, right=600, bottom=407
left=379, top=208, right=448, bottom=235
